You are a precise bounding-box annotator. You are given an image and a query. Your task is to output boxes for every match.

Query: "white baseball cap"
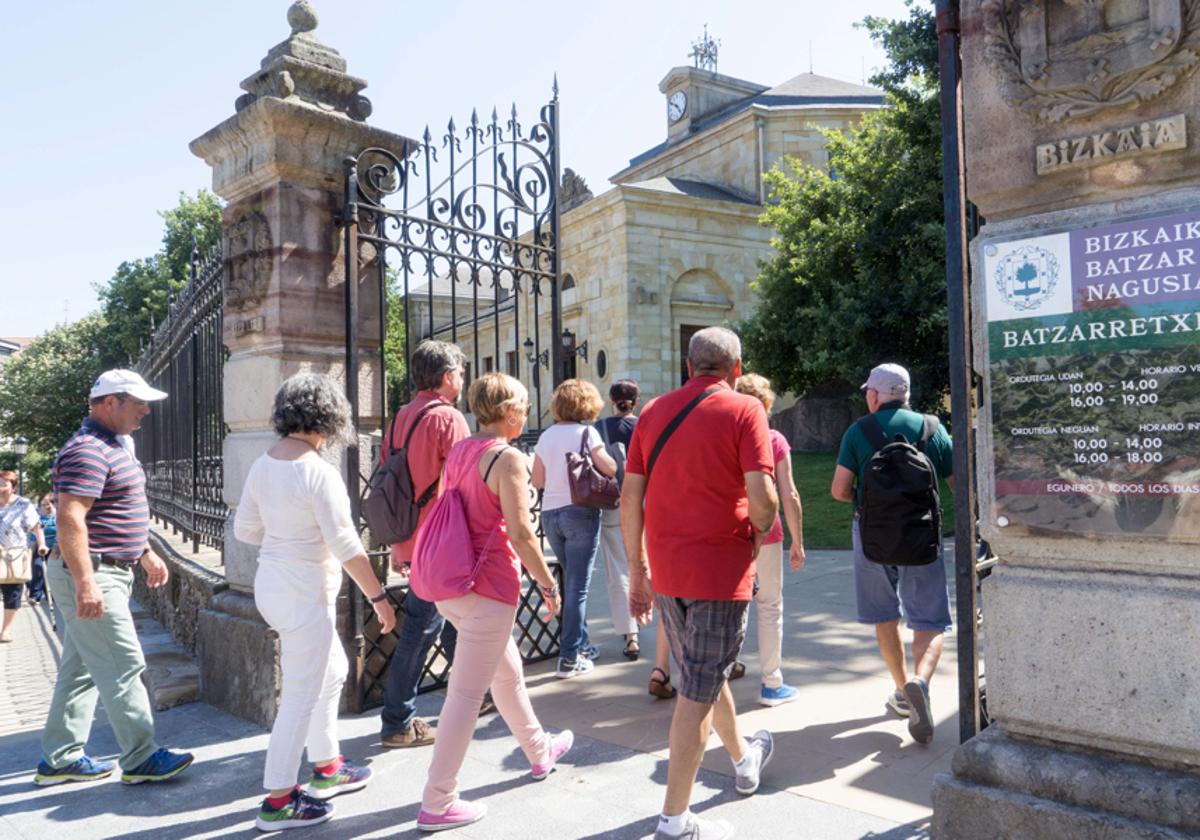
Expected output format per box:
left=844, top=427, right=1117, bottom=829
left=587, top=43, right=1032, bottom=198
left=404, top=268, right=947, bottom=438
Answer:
left=861, top=363, right=910, bottom=399
left=89, top=369, right=168, bottom=402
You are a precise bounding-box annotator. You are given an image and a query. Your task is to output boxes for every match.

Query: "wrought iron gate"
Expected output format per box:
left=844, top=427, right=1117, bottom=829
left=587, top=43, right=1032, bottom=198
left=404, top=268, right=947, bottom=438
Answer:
left=339, top=86, right=566, bottom=710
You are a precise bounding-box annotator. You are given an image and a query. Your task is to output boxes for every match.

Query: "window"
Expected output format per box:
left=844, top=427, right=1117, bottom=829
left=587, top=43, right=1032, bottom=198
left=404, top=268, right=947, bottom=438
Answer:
left=484, top=356, right=494, bottom=373
left=562, top=273, right=576, bottom=291
left=506, top=351, right=519, bottom=376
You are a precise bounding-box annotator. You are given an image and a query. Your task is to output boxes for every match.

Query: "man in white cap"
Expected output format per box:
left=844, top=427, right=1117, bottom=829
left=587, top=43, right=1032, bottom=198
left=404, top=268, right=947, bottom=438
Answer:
left=830, top=363, right=954, bottom=745
left=35, top=370, right=195, bottom=786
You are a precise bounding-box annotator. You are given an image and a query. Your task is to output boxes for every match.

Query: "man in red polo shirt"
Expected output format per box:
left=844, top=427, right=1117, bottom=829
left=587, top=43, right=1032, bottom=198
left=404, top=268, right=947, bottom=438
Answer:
left=622, top=326, right=779, bottom=840
left=380, top=340, right=470, bottom=749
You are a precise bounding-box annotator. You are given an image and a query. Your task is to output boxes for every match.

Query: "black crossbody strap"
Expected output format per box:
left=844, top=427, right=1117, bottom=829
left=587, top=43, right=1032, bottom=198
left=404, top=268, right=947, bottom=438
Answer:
left=646, top=387, right=720, bottom=483
left=481, top=445, right=509, bottom=484
left=400, top=402, right=445, bottom=452
left=856, top=414, right=891, bottom=451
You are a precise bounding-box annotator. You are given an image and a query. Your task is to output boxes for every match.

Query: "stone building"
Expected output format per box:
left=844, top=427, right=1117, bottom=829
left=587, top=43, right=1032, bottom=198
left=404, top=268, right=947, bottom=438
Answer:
left=412, top=65, right=883, bottom=425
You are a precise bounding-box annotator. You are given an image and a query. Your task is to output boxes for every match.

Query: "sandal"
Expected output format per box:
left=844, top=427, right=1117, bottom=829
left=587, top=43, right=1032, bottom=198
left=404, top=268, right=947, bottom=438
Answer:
left=648, top=667, right=677, bottom=699
left=623, top=637, right=640, bottom=661
left=728, top=660, right=747, bottom=681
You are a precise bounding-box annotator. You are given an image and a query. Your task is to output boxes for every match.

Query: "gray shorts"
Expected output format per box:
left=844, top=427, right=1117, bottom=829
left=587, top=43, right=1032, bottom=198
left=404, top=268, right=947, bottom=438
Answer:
left=656, top=594, right=749, bottom=705
left=852, top=518, right=953, bottom=632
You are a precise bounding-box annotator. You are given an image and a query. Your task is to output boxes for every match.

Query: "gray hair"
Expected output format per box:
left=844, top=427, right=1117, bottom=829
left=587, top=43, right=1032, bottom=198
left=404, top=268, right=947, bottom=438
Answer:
left=271, top=373, right=354, bottom=444
left=411, top=340, right=466, bottom=391
left=687, top=326, right=742, bottom=377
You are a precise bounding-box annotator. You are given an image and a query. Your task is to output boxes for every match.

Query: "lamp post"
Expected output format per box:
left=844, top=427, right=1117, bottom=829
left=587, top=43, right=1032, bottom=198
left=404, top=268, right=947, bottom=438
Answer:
left=561, top=328, right=588, bottom=363
left=14, top=435, right=28, bottom=497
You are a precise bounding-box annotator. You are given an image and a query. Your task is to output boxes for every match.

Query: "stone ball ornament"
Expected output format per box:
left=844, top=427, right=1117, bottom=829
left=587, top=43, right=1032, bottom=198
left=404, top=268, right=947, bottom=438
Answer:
left=287, top=0, right=319, bottom=36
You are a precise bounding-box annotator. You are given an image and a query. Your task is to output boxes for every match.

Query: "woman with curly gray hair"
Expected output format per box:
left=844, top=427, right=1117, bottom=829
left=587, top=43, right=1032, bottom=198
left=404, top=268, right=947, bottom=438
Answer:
left=235, top=373, right=396, bottom=831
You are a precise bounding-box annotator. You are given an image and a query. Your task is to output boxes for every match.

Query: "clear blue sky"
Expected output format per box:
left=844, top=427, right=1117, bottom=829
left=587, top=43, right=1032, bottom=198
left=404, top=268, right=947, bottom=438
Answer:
left=0, top=0, right=916, bottom=338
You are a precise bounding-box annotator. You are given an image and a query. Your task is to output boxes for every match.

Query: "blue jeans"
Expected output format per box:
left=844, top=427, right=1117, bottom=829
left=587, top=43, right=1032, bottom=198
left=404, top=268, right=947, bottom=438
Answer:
left=27, top=554, right=46, bottom=602
left=380, top=589, right=458, bottom=737
left=541, top=504, right=601, bottom=663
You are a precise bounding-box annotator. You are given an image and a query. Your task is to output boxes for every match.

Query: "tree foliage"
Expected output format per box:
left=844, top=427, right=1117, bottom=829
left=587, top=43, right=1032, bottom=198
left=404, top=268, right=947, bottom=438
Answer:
left=94, top=191, right=222, bottom=362
left=740, top=2, right=948, bottom=411
left=384, top=270, right=408, bottom=415
left=0, top=314, right=119, bottom=453
left=0, top=191, right=223, bottom=466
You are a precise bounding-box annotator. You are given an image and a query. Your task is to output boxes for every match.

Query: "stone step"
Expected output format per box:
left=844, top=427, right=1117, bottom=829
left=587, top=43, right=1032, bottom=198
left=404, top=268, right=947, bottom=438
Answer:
left=130, top=600, right=201, bottom=711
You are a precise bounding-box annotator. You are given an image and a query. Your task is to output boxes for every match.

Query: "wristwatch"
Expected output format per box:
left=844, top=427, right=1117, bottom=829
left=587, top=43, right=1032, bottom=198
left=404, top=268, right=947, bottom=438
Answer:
left=368, top=591, right=389, bottom=605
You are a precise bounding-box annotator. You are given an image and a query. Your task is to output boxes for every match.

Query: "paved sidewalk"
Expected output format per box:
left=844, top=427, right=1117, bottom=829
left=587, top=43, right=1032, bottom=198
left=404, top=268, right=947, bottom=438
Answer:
left=0, top=548, right=956, bottom=839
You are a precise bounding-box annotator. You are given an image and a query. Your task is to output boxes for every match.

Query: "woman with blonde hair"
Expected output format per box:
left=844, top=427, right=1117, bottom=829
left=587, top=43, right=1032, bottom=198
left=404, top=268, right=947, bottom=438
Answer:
left=416, top=372, right=571, bottom=832
left=735, top=373, right=807, bottom=707
left=532, top=379, right=617, bottom=678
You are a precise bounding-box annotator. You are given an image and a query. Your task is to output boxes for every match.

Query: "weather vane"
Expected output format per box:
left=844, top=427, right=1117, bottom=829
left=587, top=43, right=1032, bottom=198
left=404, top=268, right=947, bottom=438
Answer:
left=690, top=25, right=720, bottom=73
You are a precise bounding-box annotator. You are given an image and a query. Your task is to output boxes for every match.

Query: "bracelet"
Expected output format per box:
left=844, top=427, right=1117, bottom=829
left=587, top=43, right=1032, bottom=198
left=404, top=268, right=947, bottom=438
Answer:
left=539, top=583, right=559, bottom=599
left=368, top=591, right=389, bottom=605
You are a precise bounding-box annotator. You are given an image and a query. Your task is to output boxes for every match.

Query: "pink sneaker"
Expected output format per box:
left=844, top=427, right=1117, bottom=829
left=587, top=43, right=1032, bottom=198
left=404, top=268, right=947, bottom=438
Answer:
left=417, top=798, right=487, bottom=832
left=530, top=729, right=574, bottom=781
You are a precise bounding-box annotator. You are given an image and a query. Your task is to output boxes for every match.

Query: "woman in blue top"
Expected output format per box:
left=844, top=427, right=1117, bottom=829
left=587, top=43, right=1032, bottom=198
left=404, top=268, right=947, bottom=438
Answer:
left=28, top=495, right=56, bottom=604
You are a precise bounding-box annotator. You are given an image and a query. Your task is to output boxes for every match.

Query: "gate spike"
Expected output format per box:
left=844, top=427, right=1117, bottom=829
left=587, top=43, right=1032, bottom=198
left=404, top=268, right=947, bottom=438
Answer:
left=422, top=125, right=432, bottom=145
left=491, top=106, right=499, bottom=122
left=470, top=108, right=479, bottom=128
left=553, top=74, right=559, bottom=97
left=447, top=116, right=456, bottom=133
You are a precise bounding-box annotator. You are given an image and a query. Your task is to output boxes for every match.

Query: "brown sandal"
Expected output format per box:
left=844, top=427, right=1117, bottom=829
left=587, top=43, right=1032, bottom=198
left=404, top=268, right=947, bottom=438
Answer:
left=648, top=667, right=677, bottom=699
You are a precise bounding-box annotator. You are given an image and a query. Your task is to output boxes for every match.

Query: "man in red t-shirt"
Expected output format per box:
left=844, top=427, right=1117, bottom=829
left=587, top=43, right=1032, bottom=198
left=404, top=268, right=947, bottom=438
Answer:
left=380, top=341, right=470, bottom=749
left=622, top=327, right=779, bottom=840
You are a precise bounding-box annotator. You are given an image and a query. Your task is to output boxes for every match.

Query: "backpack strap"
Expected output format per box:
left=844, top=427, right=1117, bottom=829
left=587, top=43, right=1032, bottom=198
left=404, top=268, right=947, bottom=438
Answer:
left=856, top=414, right=891, bottom=453
left=917, top=415, right=938, bottom=453
left=404, top=402, right=455, bottom=507
left=646, top=387, right=720, bottom=483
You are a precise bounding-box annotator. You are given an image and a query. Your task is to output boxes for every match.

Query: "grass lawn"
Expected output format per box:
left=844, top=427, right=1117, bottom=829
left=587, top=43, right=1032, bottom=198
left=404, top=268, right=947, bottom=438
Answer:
left=789, top=452, right=955, bottom=550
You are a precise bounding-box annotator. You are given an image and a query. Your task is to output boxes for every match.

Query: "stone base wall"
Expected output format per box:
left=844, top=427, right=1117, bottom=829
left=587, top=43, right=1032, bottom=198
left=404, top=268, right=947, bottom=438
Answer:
left=931, top=728, right=1200, bottom=840
left=771, top=388, right=858, bottom=453
left=197, top=590, right=280, bottom=729
left=136, top=529, right=229, bottom=655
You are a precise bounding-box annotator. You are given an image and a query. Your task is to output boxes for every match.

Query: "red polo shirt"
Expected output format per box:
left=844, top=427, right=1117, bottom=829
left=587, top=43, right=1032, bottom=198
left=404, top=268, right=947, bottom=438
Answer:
left=625, top=376, right=774, bottom=601
left=384, top=391, right=470, bottom=565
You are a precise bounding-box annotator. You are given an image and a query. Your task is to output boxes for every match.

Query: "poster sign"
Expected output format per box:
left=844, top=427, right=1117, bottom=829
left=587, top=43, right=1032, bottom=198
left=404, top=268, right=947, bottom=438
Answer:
left=984, top=208, right=1200, bottom=541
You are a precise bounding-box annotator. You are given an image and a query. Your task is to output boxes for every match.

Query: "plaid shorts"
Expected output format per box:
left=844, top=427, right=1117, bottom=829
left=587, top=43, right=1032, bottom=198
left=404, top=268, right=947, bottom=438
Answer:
left=656, top=594, right=750, bottom=705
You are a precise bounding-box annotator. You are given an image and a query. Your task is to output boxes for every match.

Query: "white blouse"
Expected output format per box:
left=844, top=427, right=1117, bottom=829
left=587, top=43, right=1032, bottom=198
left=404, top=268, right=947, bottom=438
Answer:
left=234, top=454, right=365, bottom=604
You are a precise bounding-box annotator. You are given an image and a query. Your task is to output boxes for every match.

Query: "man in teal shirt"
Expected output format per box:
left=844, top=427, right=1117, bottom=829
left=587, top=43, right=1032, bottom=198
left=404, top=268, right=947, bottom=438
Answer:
left=831, top=363, right=953, bottom=745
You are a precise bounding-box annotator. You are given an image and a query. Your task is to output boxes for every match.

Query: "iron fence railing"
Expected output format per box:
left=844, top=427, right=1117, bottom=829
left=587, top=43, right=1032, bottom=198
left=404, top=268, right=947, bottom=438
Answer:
left=133, top=246, right=227, bottom=554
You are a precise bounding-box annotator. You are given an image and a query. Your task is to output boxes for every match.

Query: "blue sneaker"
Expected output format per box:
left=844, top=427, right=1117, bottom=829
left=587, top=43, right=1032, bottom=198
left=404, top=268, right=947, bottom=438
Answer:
left=121, top=747, right=194, bottom=784
left=34, top=755, right=116, bottom=786
left=759, top=683, right=800, bottom=707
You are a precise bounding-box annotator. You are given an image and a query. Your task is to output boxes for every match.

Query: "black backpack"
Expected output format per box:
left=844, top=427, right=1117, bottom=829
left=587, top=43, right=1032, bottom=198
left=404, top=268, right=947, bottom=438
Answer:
left=363, top=402, right=445, bottom=547
left=856, top=413, right=941, bottom=567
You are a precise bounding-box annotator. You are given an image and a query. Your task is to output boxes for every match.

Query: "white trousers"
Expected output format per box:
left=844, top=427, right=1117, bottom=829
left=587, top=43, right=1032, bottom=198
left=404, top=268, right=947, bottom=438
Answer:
left=754, top=542, right=784, bottom=688
left=598, top=508, right=638, bottom=637
left=255, top=585, right=347, bottom=790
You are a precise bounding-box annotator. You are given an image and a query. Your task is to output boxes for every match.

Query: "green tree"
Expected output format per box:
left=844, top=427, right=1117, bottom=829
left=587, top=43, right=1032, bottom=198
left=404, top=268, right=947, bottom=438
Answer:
left=95, top=191, right=222, bottom=362
left=740, top=1, right=947, bottom=411
left=0, top=314, right=120, bottom=453
left=383, top=270, right=408, bottom=415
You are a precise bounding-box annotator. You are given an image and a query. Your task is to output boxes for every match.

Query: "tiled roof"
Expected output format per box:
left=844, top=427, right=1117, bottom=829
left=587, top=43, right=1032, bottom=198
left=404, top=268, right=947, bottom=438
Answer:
left=623, top=177, right=755, bottom=205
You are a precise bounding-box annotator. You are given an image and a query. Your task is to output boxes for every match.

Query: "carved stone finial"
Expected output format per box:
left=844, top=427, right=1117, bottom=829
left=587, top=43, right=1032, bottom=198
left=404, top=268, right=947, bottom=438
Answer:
left=287, top=1, right=318, bottom=36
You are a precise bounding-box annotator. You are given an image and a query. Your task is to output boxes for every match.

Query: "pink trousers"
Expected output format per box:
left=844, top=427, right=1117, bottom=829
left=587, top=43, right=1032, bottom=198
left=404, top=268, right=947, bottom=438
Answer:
left=422, top=592, right=551, bottom=814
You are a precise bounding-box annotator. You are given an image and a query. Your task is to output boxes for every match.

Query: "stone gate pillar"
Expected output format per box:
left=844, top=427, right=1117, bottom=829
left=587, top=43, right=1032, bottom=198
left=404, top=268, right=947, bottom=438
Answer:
left=188, top=1, right=410, bottom=725
left=933, top=2, right=1200, bottom=837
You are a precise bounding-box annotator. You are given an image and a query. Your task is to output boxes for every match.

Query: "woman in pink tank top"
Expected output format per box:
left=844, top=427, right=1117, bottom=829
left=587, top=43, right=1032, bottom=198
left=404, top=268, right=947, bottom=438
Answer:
left=416, top=373, right=574, bottom=833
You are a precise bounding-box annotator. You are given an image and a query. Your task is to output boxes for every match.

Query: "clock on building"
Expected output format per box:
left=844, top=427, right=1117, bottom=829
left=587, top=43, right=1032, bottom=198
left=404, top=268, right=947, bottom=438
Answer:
left=667, top=90, right=688, bottom=123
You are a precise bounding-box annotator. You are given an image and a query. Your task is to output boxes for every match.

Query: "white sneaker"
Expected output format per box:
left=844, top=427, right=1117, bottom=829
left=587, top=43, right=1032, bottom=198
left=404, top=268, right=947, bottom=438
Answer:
left=555, top=657, right=595, bottom=679
left=886, top=689, right=912, bottom=718
left=653, top=812, right=735, bottom=839
left=733, top=729, right=773, bottom=795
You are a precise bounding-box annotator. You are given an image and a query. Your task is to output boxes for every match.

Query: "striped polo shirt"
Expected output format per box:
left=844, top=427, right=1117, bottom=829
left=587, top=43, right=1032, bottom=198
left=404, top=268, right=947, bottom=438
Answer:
left=53, top=418, right=149, bottom=560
